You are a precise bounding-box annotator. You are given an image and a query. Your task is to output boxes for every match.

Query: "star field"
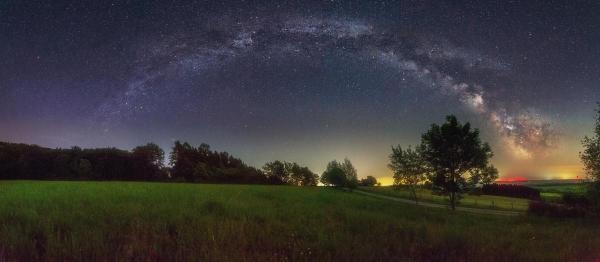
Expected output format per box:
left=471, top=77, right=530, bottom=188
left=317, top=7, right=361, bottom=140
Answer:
left=2, top=0, right=600, bottom=180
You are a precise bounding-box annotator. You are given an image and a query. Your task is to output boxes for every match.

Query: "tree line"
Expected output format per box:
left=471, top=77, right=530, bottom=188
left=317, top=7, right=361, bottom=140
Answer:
left=169, top=141, right=269, bottom=184
left=0, top=140, right=377, bottom=187
left=0, top=142, right=165, bottom=181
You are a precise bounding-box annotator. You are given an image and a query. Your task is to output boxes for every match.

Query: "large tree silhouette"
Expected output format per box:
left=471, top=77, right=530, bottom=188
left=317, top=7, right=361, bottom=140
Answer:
left=132, top=143, right=165, bottom=179
left=321, top=160, right=346, bottom=187
left=420, top=115, right=493, bottom=210
left=341, top=158, right=359, bottom=189
left=581, top=103, right=600, bottom=210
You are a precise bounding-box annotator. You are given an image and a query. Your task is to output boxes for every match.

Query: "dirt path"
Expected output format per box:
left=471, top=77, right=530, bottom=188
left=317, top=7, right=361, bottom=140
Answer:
left=355, top=190, right=523, bottom=216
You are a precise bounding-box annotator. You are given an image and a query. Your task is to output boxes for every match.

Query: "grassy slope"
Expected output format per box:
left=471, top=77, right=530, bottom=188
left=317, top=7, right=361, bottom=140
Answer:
left=532, top=183, right=589, bottom=194
left=532, top=183, right=589, bottom=202
left=359, top=186, right=530, bottom=211
left=0, top=181, right=598, bottom=261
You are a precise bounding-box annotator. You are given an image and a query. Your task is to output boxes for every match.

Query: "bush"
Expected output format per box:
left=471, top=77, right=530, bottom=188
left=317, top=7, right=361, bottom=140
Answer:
left=482, top=184, right=540, bottom=200
left=586, top=182, right=600, bottom=211
left=528, top=201, right=586, bottom=218
left=359, top=176, right=378, bottom=187
left=562, top=193, right=590, bottom=207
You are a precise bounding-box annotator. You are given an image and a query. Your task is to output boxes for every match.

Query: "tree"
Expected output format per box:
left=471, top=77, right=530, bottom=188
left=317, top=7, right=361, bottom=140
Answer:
left=132, top=143, right=165, bottom=179
left=420, top=115, right=493, bottom=210
left=169, top=141, right=196, bottom=181
left=321, top=160, right=347, bottom=187
left=288, top=163, right=318, bottom=186
left=388, top=145, right=428, bottom=203
left=341, top=158, right=358, bottom=189
left=263, top=160, right=289, bottom=184
left=288, top=162, right=304, bottom=186
left=581, top=103, right=600, bottom=210
left=300, top=167, right=319, bottom=186
left=359, top=176, right=378, bottom=187
left=581, top=103, right=600, bottom=181
left=321, top=159, right=358, bottom=188
left=262, top=161, right=317, bottom=186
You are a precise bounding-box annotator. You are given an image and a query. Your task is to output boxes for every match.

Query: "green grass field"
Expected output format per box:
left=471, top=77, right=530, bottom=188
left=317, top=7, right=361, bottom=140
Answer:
left=532, top=183, right=589, bottom=194
left=0, top=181, right=599, bottom=261
left=359, top=186, right=531, bottom=211
left=531, top=183, right=589, bottom=202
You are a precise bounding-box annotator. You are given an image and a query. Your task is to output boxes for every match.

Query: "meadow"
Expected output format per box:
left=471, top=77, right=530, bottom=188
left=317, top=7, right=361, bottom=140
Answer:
left=0, top=181, right=599, bottom=261
left=530, top=183, right=589, bottom=202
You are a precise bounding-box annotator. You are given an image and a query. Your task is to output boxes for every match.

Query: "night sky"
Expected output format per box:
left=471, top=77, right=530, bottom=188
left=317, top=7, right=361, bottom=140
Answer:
left=2, top=0, right=600, bottom=183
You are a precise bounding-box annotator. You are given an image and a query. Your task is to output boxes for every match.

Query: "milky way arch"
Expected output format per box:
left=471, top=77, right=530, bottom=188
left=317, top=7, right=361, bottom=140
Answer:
left=95, top=15, right=558, bottom=159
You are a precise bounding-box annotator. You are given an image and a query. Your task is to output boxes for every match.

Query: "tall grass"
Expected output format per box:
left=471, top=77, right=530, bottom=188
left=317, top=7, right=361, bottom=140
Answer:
left=0, top=181, right=598, bottom=261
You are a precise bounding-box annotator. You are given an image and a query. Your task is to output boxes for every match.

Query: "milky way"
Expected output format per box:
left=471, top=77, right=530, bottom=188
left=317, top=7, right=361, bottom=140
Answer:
left=2, top=1, right=600, bottom=179
left=94, top=15, right=557, bottom=159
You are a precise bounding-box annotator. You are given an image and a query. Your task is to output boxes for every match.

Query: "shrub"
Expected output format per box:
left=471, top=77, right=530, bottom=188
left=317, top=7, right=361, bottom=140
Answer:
left=528, top=201, right=586, bottom=218
left=359, top=176, right=378, bottom=187
left=482, top=184, right=540, bottom=200
left=562, top=192, right=590, bottom=207
left=586, top=182, right=600, bottom=211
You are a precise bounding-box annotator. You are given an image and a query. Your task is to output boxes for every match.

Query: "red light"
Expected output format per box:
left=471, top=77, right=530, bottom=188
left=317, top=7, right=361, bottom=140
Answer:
left=496, top=176, right=528, bottom=183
